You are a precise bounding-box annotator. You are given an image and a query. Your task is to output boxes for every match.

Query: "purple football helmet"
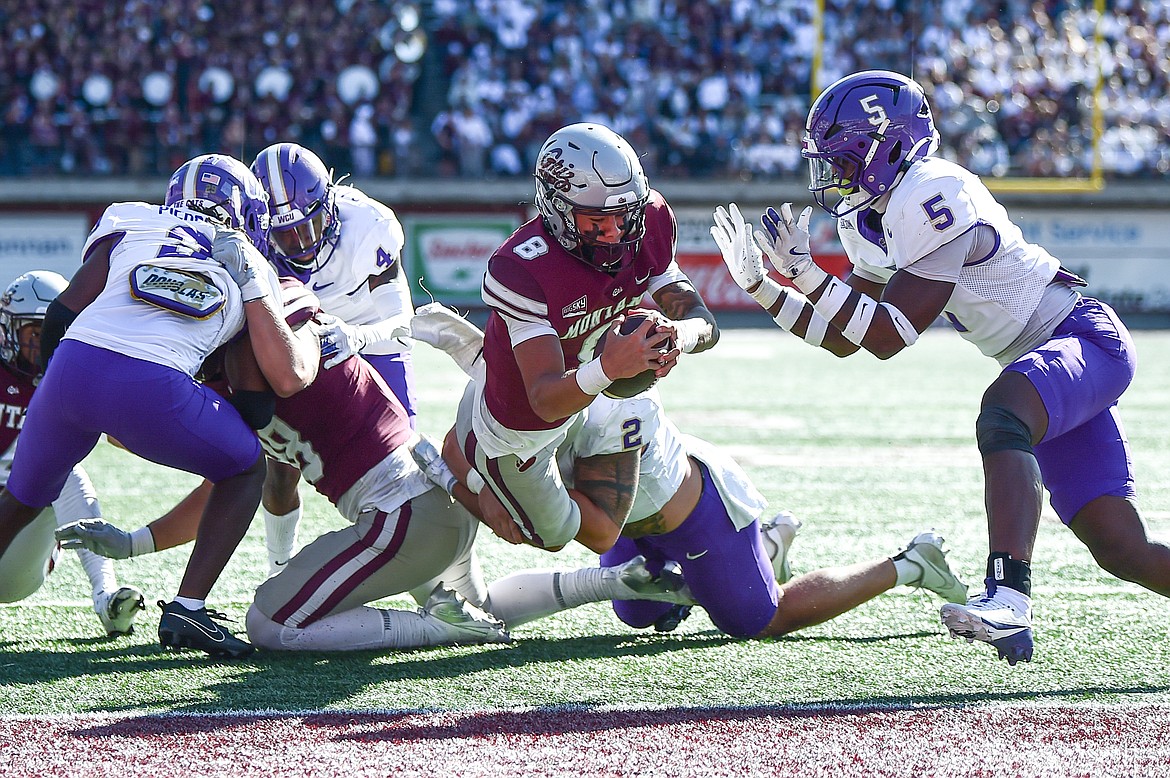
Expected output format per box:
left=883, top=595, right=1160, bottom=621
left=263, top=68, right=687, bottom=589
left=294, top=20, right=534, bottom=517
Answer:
left=250, top=143, right=340, bottom=275
left=802, top=70, right=939, bottom=217
left=164, top=154, right=270, bottom=252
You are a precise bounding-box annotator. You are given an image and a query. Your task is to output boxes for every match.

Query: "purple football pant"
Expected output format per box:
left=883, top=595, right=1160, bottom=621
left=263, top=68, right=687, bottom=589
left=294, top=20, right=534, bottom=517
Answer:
left=7, top=340, right=261, bottom=508
left=600, top=461, right=779, bottom=638
left=365, top=352, right=417, bottom=428
left=1005, top=297, right=1137, bottom=523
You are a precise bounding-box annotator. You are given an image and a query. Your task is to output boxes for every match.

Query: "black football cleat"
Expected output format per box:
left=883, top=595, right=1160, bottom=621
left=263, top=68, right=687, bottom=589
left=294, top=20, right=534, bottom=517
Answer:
left=653, top=604, right=692, bottom=633
left=157, top=600, right=255, bottom=659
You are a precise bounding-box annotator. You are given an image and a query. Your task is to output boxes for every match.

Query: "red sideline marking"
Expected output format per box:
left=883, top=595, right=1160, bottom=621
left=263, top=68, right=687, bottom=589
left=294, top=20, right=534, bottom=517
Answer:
left=2, top=704, right=1170, bottom=777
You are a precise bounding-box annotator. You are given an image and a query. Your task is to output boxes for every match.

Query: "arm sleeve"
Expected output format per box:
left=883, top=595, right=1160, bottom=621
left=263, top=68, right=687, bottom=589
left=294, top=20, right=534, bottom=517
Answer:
left=40, top=298, right=78, bottom=371
left=353, top=281, right=414, bottom=351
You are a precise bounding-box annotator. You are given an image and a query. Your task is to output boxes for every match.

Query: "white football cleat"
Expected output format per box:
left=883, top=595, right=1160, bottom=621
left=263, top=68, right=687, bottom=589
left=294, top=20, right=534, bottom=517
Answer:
left=608, top=555, right=696, bottom=605
left=941, top=585, right=1034, bottom=666
left=760, top=510, right=803, bottom=584
left=95, top=586, right=146, bottom=636
left=421, top=584, right=510, bottom=645
left=895, top=530, right=968, bottom=603
left=410, top=303, right=484, bottom=376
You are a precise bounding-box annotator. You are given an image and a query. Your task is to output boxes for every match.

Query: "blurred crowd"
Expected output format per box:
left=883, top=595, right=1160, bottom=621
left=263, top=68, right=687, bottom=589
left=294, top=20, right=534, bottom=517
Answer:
left=2, top=0, right=1168, bottom=182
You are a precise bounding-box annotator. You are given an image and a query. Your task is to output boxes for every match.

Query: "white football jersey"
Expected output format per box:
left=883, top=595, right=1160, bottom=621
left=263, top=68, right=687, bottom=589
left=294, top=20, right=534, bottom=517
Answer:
left=839, top=157, right=1064, bottom=361
left=563, top=389, right=766, bottom=531
left=65, top=202, right=279, bottom=377
left=562, top=389, right=687, bottom=524
left=304, top=187, right=413, bottom=355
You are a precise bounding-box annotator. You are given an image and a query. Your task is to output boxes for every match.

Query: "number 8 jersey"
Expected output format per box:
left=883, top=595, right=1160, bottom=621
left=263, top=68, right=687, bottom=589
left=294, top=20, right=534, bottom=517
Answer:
left=479, top=190, right=686, bottom=432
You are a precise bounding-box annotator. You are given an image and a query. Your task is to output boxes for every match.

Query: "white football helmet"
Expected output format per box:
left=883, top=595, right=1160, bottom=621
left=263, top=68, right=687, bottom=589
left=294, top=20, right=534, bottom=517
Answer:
left=534, top=123, right=649, bottom=271
left=0, top=270, right=68, bottom=376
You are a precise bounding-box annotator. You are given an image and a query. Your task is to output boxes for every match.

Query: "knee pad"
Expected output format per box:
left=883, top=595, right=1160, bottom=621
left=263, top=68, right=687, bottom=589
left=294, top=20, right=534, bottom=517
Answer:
left=976, top=405, right=1034, bottom=456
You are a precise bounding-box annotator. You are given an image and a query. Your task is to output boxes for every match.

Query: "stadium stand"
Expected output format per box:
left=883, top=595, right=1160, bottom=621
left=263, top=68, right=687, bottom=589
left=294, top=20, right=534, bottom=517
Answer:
left=1, top=0, right=1167, bottom=180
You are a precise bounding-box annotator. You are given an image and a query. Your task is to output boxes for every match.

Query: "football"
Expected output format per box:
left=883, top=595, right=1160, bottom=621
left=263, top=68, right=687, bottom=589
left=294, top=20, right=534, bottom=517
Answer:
left=595, top=311, right=674, bottom=399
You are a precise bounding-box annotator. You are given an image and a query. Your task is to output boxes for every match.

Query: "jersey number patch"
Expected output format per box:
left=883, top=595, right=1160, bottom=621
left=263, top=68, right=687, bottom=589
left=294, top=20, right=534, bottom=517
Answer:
left=514, top=236, right=549, bottom=261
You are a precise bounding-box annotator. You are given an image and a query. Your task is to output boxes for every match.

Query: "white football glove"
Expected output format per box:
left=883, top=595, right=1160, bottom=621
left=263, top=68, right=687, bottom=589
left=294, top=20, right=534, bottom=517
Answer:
left=410, top=434, right=459, bottom=495
left=755, top=203, right=823, bottom=292
left=315, top=313, right=369, bottom=369
left=211, top=228, right=269, bottom=303
left=711, top=203, right=766, bottom=292
left=56, top=519, right=133, bottom=560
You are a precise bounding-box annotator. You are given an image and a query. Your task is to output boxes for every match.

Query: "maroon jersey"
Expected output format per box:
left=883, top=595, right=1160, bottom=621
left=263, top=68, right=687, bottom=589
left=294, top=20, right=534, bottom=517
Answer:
left=0, top=362, right=36, bottom=476
left=480, top=189, right=679, bottom=431
left=260, top=355, right=413, bottom=504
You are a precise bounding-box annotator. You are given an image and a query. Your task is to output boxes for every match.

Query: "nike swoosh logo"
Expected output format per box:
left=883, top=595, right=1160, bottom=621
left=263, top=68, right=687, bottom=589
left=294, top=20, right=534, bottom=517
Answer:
left=273, top=560, right=288, bottom=567
left=312, top=281, right=334, bottom=291
left=635, top=271, right=651, bottom=284
left=172, top=614, right=226, bottom=643
left=685, top=550, right=709, bottom=560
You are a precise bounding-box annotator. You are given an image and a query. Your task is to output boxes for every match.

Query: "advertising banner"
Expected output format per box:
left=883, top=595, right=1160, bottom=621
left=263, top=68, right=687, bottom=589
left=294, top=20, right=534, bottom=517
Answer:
left=0, top=214, right=90, bottom=284
left=404, top=215, right=520, bottom=306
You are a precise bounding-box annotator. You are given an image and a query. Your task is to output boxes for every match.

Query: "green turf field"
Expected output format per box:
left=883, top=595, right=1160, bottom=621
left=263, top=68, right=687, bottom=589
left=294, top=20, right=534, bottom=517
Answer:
left=3, top=327, right=1169, bottom=716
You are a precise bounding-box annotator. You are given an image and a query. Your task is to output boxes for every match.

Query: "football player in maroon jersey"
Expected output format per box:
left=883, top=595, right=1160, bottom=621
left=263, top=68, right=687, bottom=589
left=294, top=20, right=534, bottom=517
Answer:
left=0, top=271, right=145, bottom=636
left=464, top=123, right=718, bottom=555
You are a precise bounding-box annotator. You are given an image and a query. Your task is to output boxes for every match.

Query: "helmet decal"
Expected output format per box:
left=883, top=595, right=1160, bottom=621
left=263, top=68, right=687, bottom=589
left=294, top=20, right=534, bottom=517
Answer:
left=802, top=70, right=939, bottom=218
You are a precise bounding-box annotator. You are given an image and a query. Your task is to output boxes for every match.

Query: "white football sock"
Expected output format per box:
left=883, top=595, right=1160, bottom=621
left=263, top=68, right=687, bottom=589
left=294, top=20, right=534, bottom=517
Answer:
left=173, top=596, right=205, bottom=611
left=263, top=505, right=301, bottom=574
left=486, top=568, right=628, bottom=628
left=247, top=605, right=456, bottom=651
left=892, top=555, right=921, bottom=587
left=77, top=548, right=117, bottom=599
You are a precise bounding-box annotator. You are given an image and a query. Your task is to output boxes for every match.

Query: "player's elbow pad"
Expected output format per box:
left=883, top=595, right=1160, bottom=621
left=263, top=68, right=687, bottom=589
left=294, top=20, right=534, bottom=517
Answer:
left=230, top=390, right=276, bottom=429
left=40, top=298, right=79, bottom=371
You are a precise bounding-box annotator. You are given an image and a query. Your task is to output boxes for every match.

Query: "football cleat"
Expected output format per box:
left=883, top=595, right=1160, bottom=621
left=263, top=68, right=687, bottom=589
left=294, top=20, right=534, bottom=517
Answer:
left=940, top=584, right=1033, bottom=665
left=895, top=530, right=968, bottom=603
left=95, top=586, right=145, bottom=636
left=158, top=600, right=255, bottom=659
left=420, top=584, right=510, bottom=645
left=609, top=556, right=696, bottom=605
left=759, top=510, right=803, bottom=584
left=653, top=604, right=692, bottom=633
left=409, top=303, right=484, bottom=376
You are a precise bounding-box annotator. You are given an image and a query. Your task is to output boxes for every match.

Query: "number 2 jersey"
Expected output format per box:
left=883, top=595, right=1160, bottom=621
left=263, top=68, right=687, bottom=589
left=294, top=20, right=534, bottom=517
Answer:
left=64, top=202, right=278, bottom=377
left=479, top=189, right=688, bottom=435
left=837, top=156, right=1080, bottom=365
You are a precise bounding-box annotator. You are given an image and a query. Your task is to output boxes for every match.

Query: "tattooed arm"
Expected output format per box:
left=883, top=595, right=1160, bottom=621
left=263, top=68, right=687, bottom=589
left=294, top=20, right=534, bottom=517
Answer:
left=570, top=450, right=640, bottom=554
left=652, top=280, right=719, bottom=354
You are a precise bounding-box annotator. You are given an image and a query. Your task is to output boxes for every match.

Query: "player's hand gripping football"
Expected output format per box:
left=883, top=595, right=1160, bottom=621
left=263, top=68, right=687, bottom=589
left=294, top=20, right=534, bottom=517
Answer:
left=755, top=203, right=820, bottom=291
left=598, top=313, right=678, bottom=381
left=711, top=203, right=765, bottom=294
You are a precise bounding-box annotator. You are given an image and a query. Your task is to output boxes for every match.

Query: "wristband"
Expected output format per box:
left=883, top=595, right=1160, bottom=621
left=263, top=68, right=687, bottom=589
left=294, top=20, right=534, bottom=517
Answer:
left=574, top=357, right=612, bottom=395
left=841, top=294, right=878, bottom=345
left=812, top=275, right=852, bottom=321
left=130, top=526, right=156, bottom=558
left=465, top=469, right=486, bottom=495
left=881, top=301, right=920, bottom=346
left=749, top=277, right=783, bottom=309
left=773, top=289, right=808, bottom=331
left=803, top=312, right=829, bottom=347
left=672, top=318, right=706, bottom=354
